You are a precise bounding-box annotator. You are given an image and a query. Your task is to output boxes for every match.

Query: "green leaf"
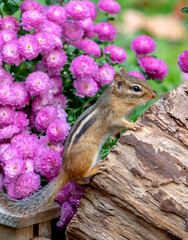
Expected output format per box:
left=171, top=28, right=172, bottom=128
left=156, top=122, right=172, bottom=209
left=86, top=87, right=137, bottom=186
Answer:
left=108, top=17, right=115, bottom=21
left=181, top=7, right=188, bottom=13
left=3, top=0, right=19, bottom=15
left=67, top=45, right=76, bottom=53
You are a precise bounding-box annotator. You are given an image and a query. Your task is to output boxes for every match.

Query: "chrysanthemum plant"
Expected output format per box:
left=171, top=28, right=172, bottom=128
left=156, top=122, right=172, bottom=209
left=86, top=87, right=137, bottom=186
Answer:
left=0, top=0, right=170, bottom=229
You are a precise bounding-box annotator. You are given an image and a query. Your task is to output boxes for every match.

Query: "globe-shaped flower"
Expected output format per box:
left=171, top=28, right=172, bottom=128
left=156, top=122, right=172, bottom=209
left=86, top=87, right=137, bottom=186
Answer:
left=1, top=16, right=19, bottom=32
left=2, top=40, right=21, bottom=66
left=95, top=22, right=117, bottom=42
left=1, top=29, right=17, bottom=43
left=20, top=0, right=44, bottom=13
left=177, top=50, right=188, bottom=73
left=15, top=172, right=41, bottom=199
left=0, top=106, right=15, bottom=127
left=49, top=76, right=63, bottom=95
left=83, top=0, right=98, bottom=20
left=103, top=45, right=127, bottom=64
left=77, top=18, right=95, bottom=38
left=79, top=39, right=101, bottom=58
left=10, top=81, right=30, bottom=109
left=32, top=92, right=53, bottom=113
left=46, top=119, right=70, bottom=143
left=98, top=0, right=121, bottom=15
left=45, top=5, right=67, bottom=25
left=70, top=55, right=98, bottom=78
left=40, top=150, right=62, bottom=180
left=35, top=106, right=58, bottom=132
left=18, top=34, right=41, bottom=61
left=65, top=1, right=90, bottom=20
left=98, top=63, right=116, bottom=86
left=21, top=10, right=45, bottom=31
left=34, top=31, right=55, bottom=52
left=42, top=49, right=67, bottom=70
left=0, top=68, right=14, bottom=87
left=26, top=71, right=52, bottom=96
left=4, top=157, right=25, bottom=179
left=128, top=71, right=146, bottom=81
left=131, top=35, right=156, bottom=57
left=42, top=20, right=62, bottom=38
left=138, top=56, right=168, bottom=81
left=73, top=76, right=99, bottom=98
left=62, top=21, right=84, bottom=42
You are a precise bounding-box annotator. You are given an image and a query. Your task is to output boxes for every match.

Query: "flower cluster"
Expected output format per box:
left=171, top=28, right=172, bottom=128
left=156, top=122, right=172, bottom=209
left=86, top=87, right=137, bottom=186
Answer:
left=177, top=50, right=188, bottom=73
left=131, top=35, right=168, bottom=81
left=0, top=0, right=169, bottom=230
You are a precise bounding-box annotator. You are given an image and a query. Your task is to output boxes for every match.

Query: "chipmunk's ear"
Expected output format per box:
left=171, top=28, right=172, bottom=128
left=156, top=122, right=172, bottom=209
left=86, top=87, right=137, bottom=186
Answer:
left=119, top=68, right=128, bottom=77
left=113, top=73, right=125, bottom=90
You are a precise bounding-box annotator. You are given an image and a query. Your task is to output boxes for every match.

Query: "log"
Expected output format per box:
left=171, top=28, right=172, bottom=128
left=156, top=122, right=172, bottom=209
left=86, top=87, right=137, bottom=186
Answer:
left=66, top=81, right=188, bottom=240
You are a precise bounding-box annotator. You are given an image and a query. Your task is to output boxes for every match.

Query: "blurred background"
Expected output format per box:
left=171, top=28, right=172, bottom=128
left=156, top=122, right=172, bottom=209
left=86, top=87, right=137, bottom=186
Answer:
left=93, top=0, right=188, bottom=94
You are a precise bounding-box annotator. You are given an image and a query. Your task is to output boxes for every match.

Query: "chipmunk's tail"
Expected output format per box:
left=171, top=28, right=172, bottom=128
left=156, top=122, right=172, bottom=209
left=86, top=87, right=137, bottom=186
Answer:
left=0, top=168, right=69, bottom=217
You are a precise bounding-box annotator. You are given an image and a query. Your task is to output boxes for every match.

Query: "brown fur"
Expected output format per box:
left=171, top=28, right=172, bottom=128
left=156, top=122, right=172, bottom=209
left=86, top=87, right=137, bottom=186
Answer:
left=0, top=68, right=156, bottom=216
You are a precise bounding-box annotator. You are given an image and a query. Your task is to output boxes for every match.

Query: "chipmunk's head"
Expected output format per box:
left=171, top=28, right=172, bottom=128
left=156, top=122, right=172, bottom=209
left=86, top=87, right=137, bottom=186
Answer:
left=112, top=68, right=157, bottom=107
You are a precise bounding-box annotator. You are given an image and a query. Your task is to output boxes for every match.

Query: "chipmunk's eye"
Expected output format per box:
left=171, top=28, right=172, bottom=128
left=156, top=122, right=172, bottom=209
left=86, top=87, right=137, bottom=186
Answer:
left=131, top=85, right=141, bottom=92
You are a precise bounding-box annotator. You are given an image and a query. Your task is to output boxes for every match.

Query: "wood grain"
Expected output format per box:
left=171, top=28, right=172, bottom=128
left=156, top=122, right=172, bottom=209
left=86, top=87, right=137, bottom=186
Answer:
left=66, top=81, right=188, bottom=240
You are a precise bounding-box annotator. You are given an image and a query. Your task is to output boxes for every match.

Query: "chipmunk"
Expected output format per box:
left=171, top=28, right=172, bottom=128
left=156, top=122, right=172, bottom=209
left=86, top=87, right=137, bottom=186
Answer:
left=0, top=68, right=156, bottom=217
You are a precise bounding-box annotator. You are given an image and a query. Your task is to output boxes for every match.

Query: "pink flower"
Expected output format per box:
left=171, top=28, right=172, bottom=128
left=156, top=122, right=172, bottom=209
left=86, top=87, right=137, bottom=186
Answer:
left=1, top=16, right=19, bottom=32
left=18, top=34, right=41, bottom=61
left=21, top=10, right=45, bottom=31
left=14, top=111, right=29, bottom=130
left=24, top=159, right=34, bottom=173
left=35, top=106, right=58, bottom=132
left=79, top=39, right=101, bottom=58
left=11, top=133, right=38, bottom=159
left=128, top=71, right=146, bottom=81
left=2, top=40, right=21, bottom=66
left=49, top=76, right=63, bottom=95
left=45, top=5, right=67, bottom=25
left=34, top=31, right=55, bottom=52
left=95, top=22, right=117, bottom=42
left=83, top=0, right=98, bottom=20
left=77, top=18, right=95, bottom=38
left=4, top=176, right=18, bottom=199
left=40, top=150, right=62, bottom=180
left=98, top=0, right=121, bottom=14
left=1, top=145, right=21, bottom=165
left=32, top=92, right=53, bottom=112
left=0, top=33, right=5, bottom=50
left=0, top=85, right=12, bottom=106
left=97, top=63, right=115, bottom=86
left=26, top=71, right=52, bottom=96
left=138, top=56, right=168, bottom=81
left=73, top=76, right=99, bottom=98
left=47, top=119, right=70, bottom=143
left=50, top=94, right=68, bottom=108
left=0, top=106, right=15, bottom=127
left=20, top=0, right=44, bottom=13
left=131, top=35, right=156, bottom=57
left=62, top=21, right=84, bottom=42
left=15, top=172, right=41, bottom=199
left=56, top=108, right=68, bottom=121
left=51, top=34, right=63, bottom=49
left=103, top=45, right=127, bottom=63
left=178, top=50, right=188, bottom=73
left=65, top=1, right=90, bottom=20
left=10, top=82, right=30, bottom=108
left=70, top=55, right=98, bottom=78
left=0, top=68, right=14, bottom=87
left=42, top=20, right=62, bottom=38
left=43, top=49, right=67, bottom=70
left=0, top=53, right=2, bottom=67
left=1, top=29, right=17, bottom=43
left=57, top=200, right=79, bottom=229
left=0, top=125, right=20, bottom=140
left=35, top=61, right=61, bottom=77
left=4, top=157, right=25, bottom=178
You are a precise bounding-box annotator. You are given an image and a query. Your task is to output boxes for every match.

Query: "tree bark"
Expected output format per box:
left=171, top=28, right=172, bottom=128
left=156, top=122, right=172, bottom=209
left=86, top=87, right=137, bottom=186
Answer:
left=66, top=81, right=188, bottom=240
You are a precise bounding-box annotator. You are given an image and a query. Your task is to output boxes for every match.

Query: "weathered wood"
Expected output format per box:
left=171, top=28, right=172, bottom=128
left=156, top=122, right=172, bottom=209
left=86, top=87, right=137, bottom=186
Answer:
left=0, top=224, right=33, bottom=240
left=0, top=201, right=60, bottom=228
left=66, top=81, right=188, bottom=240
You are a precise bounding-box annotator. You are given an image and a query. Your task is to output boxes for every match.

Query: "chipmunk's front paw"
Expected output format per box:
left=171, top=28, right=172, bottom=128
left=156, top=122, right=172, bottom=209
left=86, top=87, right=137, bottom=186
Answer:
left=132, top=122, right=143, bottom=131
left=96, top=160, right=107, bottom=174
